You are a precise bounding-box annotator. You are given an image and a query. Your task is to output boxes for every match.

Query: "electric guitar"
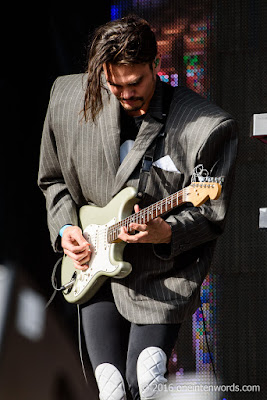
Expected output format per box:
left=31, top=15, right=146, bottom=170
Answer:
left=61, top=178, right=222, bottom=304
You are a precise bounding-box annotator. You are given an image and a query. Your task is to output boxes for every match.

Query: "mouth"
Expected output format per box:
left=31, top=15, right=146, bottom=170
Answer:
left=121, top=97, right=142, bottom=104
left=120, top=98, right=144, bottom=110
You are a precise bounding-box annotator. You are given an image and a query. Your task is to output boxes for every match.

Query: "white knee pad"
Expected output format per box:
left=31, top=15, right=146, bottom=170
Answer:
left=137, top=346, right=167, bottom=399
left=95, top=363, right=127, bottom=400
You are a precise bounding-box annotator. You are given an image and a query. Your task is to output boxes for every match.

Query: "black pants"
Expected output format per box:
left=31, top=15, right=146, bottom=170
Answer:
left=81, top=281, right=181, bottom=400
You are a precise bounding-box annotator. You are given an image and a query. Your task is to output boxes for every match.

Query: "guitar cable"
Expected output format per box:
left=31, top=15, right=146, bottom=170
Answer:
left=77, top=304, right=89, bottom=385
left=45, top=258, right=89, bottom=384
left=46, top=256, right=77, bottom=308
left=45, top=257, right=63, bottom=309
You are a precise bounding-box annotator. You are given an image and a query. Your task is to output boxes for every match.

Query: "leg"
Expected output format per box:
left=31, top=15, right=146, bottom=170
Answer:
left=81, top=281, right=131, bottom=400
left=126, top=323, right=181, bottom=400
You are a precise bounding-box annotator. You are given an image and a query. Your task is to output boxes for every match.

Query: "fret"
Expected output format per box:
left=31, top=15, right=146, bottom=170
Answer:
left=149, top=204, right=153, bottom=221
left=148, top=206, right=153, bottom=222
left=169, top=196, right=172, bottom=211
left=107, top=187, right=187, bottom=244
left=155, top=203, right=158, bottom=218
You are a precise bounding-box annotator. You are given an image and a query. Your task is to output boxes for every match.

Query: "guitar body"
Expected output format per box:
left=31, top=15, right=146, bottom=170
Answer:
left=61, top=186, right=138, bottom=304
left=60, top=172, right=222, bottom=305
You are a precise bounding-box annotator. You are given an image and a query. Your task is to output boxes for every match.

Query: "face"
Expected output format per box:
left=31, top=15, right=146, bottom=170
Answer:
left=103, top=58, right=161, bottom=116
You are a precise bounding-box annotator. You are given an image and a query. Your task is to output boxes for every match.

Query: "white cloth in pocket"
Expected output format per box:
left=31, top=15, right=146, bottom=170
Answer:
left=152, top=155, right=181, bottom=173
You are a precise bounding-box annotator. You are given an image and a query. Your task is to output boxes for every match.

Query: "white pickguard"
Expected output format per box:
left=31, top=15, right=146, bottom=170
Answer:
left=72, top=218, right=116, bottom=298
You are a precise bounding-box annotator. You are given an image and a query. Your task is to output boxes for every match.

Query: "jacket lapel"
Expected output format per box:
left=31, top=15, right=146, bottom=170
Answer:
left=97, top=76, right=166, bottom=197
left=112, top=77, right=165, bottom=196
left=98, top=91, right=121, bottom=178
left=112, top=114, right=164, bottom=196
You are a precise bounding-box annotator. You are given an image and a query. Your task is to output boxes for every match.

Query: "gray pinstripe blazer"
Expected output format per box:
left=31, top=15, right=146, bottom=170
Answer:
left=38, top=73, right=238, bottom=324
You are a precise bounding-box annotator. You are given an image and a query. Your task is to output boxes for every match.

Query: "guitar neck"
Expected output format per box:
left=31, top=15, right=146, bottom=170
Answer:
left=107, top=187, right=187, bottom=243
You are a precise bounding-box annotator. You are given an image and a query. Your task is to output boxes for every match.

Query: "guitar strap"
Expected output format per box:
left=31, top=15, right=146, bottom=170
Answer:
left=137, top=83, right=174, bottom=199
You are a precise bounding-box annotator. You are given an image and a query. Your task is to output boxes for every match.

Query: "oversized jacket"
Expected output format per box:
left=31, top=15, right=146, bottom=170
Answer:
left=38, top=73, right=238, bottom=324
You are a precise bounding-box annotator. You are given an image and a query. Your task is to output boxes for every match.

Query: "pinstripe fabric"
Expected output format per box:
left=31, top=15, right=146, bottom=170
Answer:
left=38, top=73, right=238, bottom=324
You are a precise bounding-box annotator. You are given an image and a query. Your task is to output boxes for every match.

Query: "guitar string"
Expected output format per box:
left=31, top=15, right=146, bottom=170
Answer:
left=112, top=191, right=186, bottom=241
left=107, top=181, right=218, bottom=242
left=88, top=182, right=218, bottom=245
left=107, top=188, right=187, bottom=243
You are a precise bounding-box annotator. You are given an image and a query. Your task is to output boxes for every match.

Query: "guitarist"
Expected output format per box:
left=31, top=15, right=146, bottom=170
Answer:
left=38, top=15, right=238, bottom=400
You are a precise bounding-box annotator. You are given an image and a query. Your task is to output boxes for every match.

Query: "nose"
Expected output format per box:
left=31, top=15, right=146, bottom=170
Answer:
left=121, top=87, right=135, bottom=99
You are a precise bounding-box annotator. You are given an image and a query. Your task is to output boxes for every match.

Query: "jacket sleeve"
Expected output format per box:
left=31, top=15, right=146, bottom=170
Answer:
left=153, top=117, right=238, bottom=260
left=38, top=79, right=78, bottom=252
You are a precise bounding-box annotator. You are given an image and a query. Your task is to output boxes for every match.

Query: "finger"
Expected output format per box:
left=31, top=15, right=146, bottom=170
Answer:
left=134, top=204, right=140, bottom=213
left=118, top=227, right=148, bottom=243
left=129, top=222, right=147, bottom=232
left=73, top=242, right=91, bottom=254
left=62, top=227, right=90, bottom=251
left=75, top=252, right=91, bottom=264
left=117, top=226, right=137, bottom=242
left=117, top=226, right=129, bottom=242
left=64, top=247, right=91, bottom=263
left=72, top=254, right=91, bottom=270
left=64, top=245, right=91, bottom=260
left=73, top=261, right=89, bottom=271
left=63, top=239, right=90, bottom=254
left=74, top=252, right=91, bottom=269
left=125, top=231, right=148, bottom=243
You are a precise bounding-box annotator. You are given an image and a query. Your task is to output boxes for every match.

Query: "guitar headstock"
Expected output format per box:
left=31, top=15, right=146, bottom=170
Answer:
left=185, top=178, right=223, bottom=207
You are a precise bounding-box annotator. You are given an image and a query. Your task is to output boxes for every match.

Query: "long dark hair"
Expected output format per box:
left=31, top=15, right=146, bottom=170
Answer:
left=83, top=15, right=158, bottom=122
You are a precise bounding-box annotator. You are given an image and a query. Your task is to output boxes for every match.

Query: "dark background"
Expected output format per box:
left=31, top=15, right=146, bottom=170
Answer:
left=1, top=1, right=266, bottom=399
left=1, top=3, right=112, bottom=291
left=0, top=5, right=113, bottom=398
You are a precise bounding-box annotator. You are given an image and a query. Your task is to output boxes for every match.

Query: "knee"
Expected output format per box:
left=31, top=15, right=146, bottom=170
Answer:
left=95, top=363, right=127, bottom=400
left=137, top=346, right=167, bottom=399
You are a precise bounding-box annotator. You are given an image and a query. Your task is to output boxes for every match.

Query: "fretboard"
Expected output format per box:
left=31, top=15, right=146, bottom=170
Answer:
left=107, top=187, right=187, bottom=243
